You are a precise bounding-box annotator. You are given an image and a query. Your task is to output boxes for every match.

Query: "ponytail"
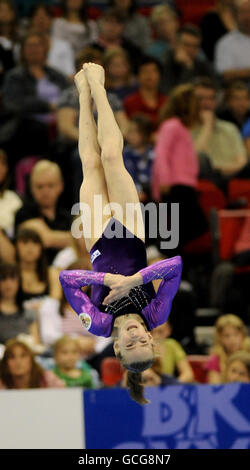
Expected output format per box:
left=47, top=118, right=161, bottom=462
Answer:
left=126, top=371, right=150, bottom=405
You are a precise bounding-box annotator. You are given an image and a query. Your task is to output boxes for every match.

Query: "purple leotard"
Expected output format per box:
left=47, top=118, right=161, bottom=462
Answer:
left=59, top=220, right=182, bottom=337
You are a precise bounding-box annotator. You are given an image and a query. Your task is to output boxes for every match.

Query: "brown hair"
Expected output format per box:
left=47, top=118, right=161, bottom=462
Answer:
left=225, top=80, right=249, bottom=100
left=160, top=83, right=198, bottom=127
left=75, top=46, right=103, bottom=71
left=103, top=46, right=131, bottom=86
left=15, top=228, right=49, bottom=284
left=0, top=262, right=23, bottom=309
left=0, top=339, right=45, bottom=388
left=117, top=353, right=154, bottom=405
left=20, top=31, right=49, bottom=65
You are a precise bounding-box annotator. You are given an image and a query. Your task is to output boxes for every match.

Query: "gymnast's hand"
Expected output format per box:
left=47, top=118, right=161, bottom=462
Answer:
left=103, top=272, right=143, bottom=305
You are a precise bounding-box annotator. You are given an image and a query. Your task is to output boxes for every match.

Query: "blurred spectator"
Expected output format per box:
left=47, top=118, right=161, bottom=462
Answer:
left=215, top=0, right=250, bottom=83
left=124, top=56, right=167, bottom=129
left=0, top=338, right=65, bottom=389
left=0, top=149, right=22, bottom=237
left=55, top=47, right=129, bottom=206
left=103, top=47, right=137, bottom=101
left=0, top=31, right=68, bottom=161
left=224, top=350, right=250, bottom=382
left=15, top=228, right=62, bottom=303
left=205, top=314, right=250, bottom=384
left=52, top=0, right=98, bottom=57
left=217, top=81, right=250, bottom=131
left=0, top=0, right=17, bottom=87
left=0, top=262, right=40, bottom=345
left=152, top=321, right=194, bottom=383
left=201, top=0, right=237, bottom=63
left=192, top=77, right=250, bottom=187
left=152, top=84, right=207, bottom=250
left=161, top=24, right=215, bottom=94
left=91, top=7, right=143, bottom=73
left=110, top=0, right=151, bottom=51
left=53, top=335, right=95, bottom=387
left=146, top=4, right=180, bottom=64
left=28, top=4, right=75, bottom=79
left=14, top=160, right=72, bottom=265
left=52, top=220, right=88, bottom=270
left=123, top=114, right=154, bottom=202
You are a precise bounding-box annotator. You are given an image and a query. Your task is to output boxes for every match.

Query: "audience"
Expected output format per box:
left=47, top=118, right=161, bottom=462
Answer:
left=15, top=228, right=62, bottom=303
left=124, top=56, right=167, bottom=129
left=224, top=350, right=250, bottom=382
left=0, top=338, right=65, bottom=389
left=1, top=31, right=68, bottom=161
left=123, top=114, right=154, bottom=202
left=90, top=7, right=143, bottom=73
left=52, top=0, right=98, bottom=57
left=0, top=262, right=40, bottom=346
left=53, top=335, right=95, bottom=387
left=14, top=160, right=72, bottom=265
left=103, top=46, right=137, bottom=101
left=152, top=83, right=207, bottom=250
left=161, top=24, right=215, bottom=94
left=192, top=77, right=250, bottom=190
left=201, top=0, right=237, bottom=63
left=215, top=0, right=250, bottom=84
left=28, top=3, right=75, bottom=79
left=205, top=314, right=250, bottom=384
left=217, top=80, right=250, bottom=131
left=110, top=0, right=151, bottom=51
left=0, top=0, right=249, bottom=396
left=147, top=4, right=180, bottom=64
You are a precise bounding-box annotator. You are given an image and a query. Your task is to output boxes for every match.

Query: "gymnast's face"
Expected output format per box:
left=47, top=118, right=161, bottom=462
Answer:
left=114, top=318, right=154, bottom=364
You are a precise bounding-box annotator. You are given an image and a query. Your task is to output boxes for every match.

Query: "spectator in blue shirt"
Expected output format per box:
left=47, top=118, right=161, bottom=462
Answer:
left=123, top=114, right=154, bottom=203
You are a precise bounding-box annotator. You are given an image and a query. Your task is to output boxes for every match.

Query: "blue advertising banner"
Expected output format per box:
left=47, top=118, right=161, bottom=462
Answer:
left=83, top=383, right=250, bottom=449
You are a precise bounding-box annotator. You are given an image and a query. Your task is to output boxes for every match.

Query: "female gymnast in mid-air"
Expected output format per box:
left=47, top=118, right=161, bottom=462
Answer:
left=59, top=63, right=182, bottom=404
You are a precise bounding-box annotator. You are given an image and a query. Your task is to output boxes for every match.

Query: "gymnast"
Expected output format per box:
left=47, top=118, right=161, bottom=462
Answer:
left=59, top=63, right=182, bottom=404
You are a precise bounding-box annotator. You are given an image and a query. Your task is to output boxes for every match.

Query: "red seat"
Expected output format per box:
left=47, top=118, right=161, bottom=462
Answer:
left=197, top=180, right=227, bottom=220
left=212, top=209, right=250, bottom=273
left=100, top=357, right=124, bottom=387
left=228, top=179, right=250, bottom=208
left=187, top=355, right=209, bottom=383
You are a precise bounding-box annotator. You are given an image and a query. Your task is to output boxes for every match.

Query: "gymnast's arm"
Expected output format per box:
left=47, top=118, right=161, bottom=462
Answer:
left=138, top=256, right=183, bottom=329
left=59, top=270, right=112, bottom=337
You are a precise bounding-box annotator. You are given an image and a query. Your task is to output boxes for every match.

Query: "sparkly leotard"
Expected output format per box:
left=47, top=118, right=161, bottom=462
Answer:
left=59, top=219, right=182, bottom=337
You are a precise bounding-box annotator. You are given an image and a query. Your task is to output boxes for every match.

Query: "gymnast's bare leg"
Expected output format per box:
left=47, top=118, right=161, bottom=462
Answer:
left=75, top=69, right=111, bottom=252
left=83, top=62, right=145, bottom=242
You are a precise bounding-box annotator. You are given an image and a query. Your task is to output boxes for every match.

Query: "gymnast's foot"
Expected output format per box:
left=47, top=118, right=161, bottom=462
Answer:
left=74, top=68, right=90, bottom=96
left=83, top=62, right=105, bottom=95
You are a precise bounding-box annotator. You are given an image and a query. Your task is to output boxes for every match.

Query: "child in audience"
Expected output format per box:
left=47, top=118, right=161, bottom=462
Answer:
left=152, top=320, right=194, bottom=383
left=224, top=350, right=250, bottom=383
left=205, top=314, right=250, bottom=384
left=53, top=336, right=95, bottom=388
left=0, top=339, right=64, bottom=389
left=123, top=114, right=154, bottom=202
